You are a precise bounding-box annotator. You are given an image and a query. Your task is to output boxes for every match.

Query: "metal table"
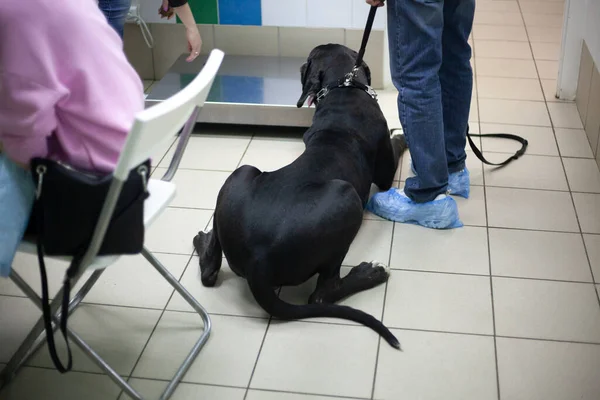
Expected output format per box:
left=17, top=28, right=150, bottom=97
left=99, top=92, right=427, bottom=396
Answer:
left=145, top=54, right=315, bottom=127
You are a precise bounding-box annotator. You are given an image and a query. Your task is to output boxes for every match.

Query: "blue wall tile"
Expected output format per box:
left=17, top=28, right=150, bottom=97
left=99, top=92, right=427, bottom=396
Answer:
left=218, top=0, right=262, bottom=25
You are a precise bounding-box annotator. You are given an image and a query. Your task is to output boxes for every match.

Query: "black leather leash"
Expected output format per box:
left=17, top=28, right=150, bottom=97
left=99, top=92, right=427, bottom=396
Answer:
left=359, top=2, right=527, bottom=167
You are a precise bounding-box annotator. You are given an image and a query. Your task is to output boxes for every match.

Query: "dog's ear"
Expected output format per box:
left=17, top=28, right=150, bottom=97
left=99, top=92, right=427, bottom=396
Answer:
left=296, top=60, right=321, bottom=108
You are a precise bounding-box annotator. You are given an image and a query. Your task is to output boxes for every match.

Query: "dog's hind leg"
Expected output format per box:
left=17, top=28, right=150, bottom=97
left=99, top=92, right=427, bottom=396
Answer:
left=194, top=220, right=222, bottom=287
left=309, top=261, right=390, bottom=305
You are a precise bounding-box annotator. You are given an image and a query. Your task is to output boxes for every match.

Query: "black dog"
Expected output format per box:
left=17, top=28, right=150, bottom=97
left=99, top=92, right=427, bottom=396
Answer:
left=194, top=44, right=407, bottom=349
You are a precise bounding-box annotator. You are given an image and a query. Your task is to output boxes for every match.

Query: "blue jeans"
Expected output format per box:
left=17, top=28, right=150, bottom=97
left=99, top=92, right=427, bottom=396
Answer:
left=0, top=154, right=35, bottom=277
left=98, top=0, right=132, bottom=38
left=387, top=0, right=475, bottom=203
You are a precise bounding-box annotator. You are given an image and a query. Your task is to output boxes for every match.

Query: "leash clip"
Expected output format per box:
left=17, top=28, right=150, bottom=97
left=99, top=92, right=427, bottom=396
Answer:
left=316, top=87, right=329, bottom=103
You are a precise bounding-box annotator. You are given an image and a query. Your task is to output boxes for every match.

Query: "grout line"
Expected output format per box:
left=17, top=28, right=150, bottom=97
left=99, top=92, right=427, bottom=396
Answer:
left=472, top=34, right=501, bottom=400
left=242, top=318, right=272, bottom=400
left=369, top=221, right=396, bottom=399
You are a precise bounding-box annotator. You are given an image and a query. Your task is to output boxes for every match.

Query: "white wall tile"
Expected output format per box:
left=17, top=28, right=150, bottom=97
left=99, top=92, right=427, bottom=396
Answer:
left=261, top=0, right=307, bottom=27
left=352, top=1, right=386, bottom=30
left=307, top=0, right=352, bottom=28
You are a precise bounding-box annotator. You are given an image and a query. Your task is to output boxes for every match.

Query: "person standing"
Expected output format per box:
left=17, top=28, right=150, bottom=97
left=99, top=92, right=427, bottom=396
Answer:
left=366, top=0, right=476, bottom=229
left=98, top=0, right=202, bottom=62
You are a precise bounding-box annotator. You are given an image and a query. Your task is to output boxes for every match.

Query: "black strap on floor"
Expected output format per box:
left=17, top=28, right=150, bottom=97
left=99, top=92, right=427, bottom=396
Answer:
left=467, top=130, right=528, bottom=167
left=354, top=5, right=378, bottom=70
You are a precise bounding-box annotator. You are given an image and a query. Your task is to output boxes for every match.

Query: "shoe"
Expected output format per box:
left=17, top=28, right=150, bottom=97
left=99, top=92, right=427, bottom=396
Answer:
left=410, top=162, right=470, bottom=199
left=366, top=188, right=463, bottom=229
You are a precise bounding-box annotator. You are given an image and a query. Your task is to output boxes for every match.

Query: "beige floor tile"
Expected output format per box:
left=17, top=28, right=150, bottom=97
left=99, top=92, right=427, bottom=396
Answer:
left=455, top=185, right=487, bottom=226
left=573, top=193, right=600, bottom=233
left=547, top=102, right=585, bottom=129
left=157, top=133, right=251, bottom=171
left=0, top=296, right=41, bottom=363
left=583, top=234, right=600, bottom=281
left=27, top=305, right=162, bottom=375
left=155, top=168, right=229, bottom=210
left=81, top=253, right=190, bottom=309
left=474, top=11, right=524, bottom=26
left=479, top=99, right=550, bottom=126
left=0, top=368, right=121, bottom=400
left=523, top=13, right=564, bottom=28
left=493, top=277, right=600, bottom=342
left=536, top=60, right=559, bottom=79
left=486, top=187, right=579, bottom=231
left=384, top=270, right=494, bottom=335
left=133, top=313, right=267, bottom=386
left=475, top=0, right=520, bottom=13
left=240, top=136, right=305, bottom=172
left=167, top=256, right=268, bottom=318
left=145, top=207, right=213, bottom=255
left=0, top=252, right=72, bottom=298
left=124, top=379, right=246, bottom=400
left=563, top=158, right=600, bottom=193
left=541, top=78, right=562, bottom=101
left=555, top=128, right=595, bottom=158
left=531, top=42, right=561, bottom=61
left=250, top=321, right=379, bottom=398
left=489, top=228, right=593, bottom=281
left=473, top=24, right=528, bottom=41
left=343, top=219, right=393, bottom=266
left=475, top=40, right=533, bottom=59
left=479, top=123, right=558, bottom=156
left=477, top=76, right=544, bottom=101
left=497, top=337, right=600, bottom=400
left=246, top=392, right=351, bottom=400
left=527, top=26, right=563, bottom=43
left=484, top=154, right=568, bottom=191
left=391, top=225, right=489, bottom=275
left=475, top=58, right=537, bottom=78
left=278, top=265, right=386, bottom=326
left=374, top=329, right=497, bottom=400
left=519, top=1, right=565, bottom=15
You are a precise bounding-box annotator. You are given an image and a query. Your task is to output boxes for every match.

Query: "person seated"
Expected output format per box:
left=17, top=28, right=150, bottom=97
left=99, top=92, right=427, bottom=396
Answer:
left=0, top=0, right=144, bottom=276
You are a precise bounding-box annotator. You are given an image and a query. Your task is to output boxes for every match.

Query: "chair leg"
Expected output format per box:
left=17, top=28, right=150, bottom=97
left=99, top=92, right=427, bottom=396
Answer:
left=0, top=269, right=105, bottom=388
left=1, top=271, right=144, bottom=399
left=141, top=247, right=212, bottom=400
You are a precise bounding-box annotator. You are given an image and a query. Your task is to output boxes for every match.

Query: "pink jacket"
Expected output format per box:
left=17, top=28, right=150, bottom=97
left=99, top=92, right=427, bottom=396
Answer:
left=0, top=0, right=144, bottom=172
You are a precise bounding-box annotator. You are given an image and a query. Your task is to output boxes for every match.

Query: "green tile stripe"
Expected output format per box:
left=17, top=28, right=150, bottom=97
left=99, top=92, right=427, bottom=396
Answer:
left=176, top=0, right=218, bottom=25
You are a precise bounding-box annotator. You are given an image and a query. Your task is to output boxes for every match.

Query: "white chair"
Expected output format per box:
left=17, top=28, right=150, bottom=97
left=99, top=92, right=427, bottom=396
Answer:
left=0, top=49, right=225, bottom=400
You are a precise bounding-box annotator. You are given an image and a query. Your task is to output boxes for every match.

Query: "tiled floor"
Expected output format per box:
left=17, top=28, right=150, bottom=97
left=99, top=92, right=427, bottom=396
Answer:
left=2, top=1, right=600, bottom=399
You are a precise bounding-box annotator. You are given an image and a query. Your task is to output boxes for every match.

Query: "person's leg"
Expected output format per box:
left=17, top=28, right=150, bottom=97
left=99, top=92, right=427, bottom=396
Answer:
left=387, top=0, right=447, bottom=203
left=440, top=0, right=475, bottom=191
left=0, top=154, right=35, bottom=277
left=98, top=0, right=132, bottom=38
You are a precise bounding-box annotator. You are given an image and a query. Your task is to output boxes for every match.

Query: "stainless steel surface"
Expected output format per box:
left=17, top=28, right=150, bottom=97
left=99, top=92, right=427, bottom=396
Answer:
left=145, top=54, right=315, bottom=127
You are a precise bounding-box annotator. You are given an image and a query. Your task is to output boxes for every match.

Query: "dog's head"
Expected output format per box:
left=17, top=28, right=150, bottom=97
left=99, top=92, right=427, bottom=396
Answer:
left=296, top=44, right=372, bottom=108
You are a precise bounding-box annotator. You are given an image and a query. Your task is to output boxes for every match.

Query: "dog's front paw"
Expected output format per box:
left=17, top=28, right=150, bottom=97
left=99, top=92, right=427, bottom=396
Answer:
left=200, top=266, right=219, bottom=287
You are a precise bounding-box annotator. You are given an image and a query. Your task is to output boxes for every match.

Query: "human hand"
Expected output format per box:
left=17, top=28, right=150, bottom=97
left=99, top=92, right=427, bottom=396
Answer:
left=159, top=0, right=175, bottom=19
left=366, top=0, right=385, bottom=7
left=185, top=26, right=202, bottom=62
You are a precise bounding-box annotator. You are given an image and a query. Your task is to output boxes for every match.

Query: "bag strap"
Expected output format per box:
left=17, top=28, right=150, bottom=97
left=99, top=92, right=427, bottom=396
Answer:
left=36, top=201, right=74, bottom=373
left=467, top=127, right=529, bottom=167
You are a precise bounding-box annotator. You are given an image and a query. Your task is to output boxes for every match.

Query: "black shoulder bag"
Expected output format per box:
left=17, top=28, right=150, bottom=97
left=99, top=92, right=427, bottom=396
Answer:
left=29, top=157, right=151, bottom=373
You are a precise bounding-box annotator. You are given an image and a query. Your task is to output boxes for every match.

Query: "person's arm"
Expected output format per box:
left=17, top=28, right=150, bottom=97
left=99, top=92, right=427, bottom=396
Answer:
left=161, top=0, right=202, bottom=61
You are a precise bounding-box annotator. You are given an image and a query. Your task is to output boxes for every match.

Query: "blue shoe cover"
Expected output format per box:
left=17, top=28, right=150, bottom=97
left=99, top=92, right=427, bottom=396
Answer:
left=410, top=162, right=470, bottom=199
left=366, top=189, right=463, bottom=229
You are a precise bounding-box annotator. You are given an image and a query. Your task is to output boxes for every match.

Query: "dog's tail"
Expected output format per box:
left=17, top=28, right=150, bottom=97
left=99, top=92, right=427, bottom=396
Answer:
left=248, top=269, right=401, bottom=350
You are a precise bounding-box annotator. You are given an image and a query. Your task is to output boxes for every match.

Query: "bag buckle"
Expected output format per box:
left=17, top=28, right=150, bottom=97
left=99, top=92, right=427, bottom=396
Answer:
left=137, top=165, right=149, bottom=193
left=35, top=165, right=47, bottom=199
